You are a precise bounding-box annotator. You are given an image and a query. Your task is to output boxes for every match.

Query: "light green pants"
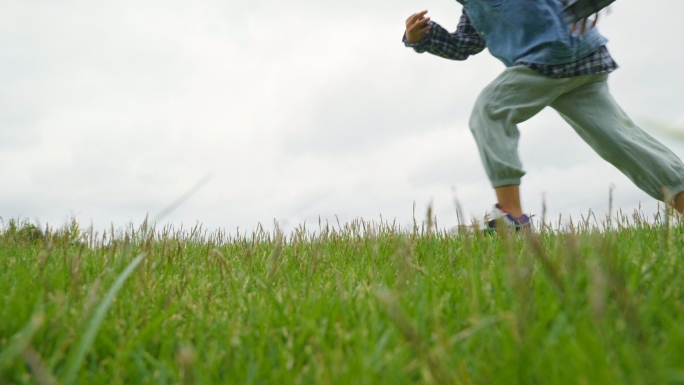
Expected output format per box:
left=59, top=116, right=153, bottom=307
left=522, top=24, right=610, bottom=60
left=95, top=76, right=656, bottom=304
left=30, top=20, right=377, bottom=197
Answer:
left=469, top=66, right=684, bottom=201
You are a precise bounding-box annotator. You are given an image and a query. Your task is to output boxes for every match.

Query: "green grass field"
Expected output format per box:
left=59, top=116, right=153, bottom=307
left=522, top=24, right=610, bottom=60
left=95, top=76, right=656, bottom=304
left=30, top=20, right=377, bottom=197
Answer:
left=1, top=210, right=684, bottom=385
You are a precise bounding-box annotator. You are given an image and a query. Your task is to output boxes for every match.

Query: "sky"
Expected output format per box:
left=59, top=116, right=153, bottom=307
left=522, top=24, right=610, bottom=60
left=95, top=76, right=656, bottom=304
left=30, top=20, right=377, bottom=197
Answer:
left=1, top=0, right=683, bottom=235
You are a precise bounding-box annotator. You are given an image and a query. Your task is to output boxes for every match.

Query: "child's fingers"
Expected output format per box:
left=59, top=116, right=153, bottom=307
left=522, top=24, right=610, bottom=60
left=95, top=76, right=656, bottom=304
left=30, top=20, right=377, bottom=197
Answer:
left=592, top=12, right=599, bottom=27
left=412, top=17, right=430, bottom=32
left=406, top=10, right=428, bottom=26
left=409, top=20, right=432, bottom=36
left=409, top=17, right=430, bottom=33
left=418, top=25, right=432, bottom=34
left=406, top=14, right=417, bottom=25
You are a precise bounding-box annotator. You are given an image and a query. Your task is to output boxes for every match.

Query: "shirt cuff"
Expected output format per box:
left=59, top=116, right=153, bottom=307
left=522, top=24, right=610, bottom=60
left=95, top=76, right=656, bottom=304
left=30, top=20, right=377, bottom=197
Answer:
left=401, top=26, right=432, bottom=51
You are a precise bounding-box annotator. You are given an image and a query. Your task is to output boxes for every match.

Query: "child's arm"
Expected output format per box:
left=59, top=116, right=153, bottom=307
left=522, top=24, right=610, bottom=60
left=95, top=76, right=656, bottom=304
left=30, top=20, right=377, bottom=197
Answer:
left=402, top=10, right=486, bottom=61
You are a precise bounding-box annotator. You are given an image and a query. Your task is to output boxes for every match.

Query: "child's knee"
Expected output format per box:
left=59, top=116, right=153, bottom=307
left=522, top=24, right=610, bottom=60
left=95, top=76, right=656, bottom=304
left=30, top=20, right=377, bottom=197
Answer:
left=469, top=90, right=498, bottom=134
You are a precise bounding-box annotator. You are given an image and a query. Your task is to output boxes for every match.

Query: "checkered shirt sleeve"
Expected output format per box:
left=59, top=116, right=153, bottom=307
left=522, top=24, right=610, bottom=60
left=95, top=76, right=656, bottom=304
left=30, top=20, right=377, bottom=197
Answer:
left=562, top=0, right=616, bottom=24
left=402, top=10, right=486, bottom=61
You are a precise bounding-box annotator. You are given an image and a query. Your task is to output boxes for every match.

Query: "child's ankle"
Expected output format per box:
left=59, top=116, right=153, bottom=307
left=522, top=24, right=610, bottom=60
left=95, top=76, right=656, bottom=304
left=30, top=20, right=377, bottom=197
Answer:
left=499, top=204, right=524, bottom=219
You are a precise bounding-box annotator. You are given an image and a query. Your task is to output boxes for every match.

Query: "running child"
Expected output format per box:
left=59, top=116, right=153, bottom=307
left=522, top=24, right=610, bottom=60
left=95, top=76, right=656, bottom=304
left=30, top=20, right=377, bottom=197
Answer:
left=403, top=0, right=684, bottom=229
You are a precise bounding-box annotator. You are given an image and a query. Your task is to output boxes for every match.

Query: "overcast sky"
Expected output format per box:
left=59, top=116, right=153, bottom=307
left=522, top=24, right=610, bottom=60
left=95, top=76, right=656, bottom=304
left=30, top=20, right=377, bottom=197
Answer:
left=1, top=0, right=683, bottom=234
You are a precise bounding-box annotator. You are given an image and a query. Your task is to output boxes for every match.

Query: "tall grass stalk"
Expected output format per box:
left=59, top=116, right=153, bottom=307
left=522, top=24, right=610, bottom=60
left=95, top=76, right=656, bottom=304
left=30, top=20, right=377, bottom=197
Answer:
left=61, top=253, right=147, bottom=385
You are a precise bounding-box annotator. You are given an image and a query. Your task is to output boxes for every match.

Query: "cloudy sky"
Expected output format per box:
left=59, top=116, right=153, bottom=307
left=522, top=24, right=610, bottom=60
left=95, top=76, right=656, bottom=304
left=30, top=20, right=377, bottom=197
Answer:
left=2, top=0, right=683, bottom=234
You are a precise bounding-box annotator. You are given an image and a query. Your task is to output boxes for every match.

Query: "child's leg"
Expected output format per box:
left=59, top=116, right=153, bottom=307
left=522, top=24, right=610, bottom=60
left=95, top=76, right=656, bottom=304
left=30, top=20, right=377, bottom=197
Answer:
left=495, top=185, right=523, bottom=218
left=470, top=66, right=574, bottom=215
left=676, top=193, right=684, bottom=213
left=550, top=75, right=684, bottom=210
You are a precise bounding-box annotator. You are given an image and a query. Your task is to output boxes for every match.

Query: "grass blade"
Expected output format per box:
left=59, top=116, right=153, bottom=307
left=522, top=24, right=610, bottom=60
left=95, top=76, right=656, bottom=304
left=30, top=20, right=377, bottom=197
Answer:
left=61, top=252, right=147, bottom=385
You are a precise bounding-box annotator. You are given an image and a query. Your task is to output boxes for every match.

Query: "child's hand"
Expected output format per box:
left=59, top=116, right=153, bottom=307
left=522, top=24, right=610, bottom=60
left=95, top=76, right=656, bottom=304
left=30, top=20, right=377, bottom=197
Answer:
left=405, top=11, right=431, bottom=44
left=571, top=10, right=603, bottom=35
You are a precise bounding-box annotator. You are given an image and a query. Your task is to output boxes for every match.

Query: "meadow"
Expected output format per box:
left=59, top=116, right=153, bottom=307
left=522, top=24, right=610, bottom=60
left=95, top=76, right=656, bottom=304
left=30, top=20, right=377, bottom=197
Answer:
left=1, top=208, right=684, bottom=385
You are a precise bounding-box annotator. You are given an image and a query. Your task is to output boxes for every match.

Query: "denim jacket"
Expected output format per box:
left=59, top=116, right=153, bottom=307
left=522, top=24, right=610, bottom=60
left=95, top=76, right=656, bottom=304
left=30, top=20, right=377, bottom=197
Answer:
left=458, top=0, right=607, bottom=67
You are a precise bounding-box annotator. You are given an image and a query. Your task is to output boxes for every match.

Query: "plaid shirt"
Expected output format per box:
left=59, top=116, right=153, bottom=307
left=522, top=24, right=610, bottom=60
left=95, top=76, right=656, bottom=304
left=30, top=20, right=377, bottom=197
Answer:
left=563, top=0, right=616, bottom=24
left=403, top=9, right=618, bottom=79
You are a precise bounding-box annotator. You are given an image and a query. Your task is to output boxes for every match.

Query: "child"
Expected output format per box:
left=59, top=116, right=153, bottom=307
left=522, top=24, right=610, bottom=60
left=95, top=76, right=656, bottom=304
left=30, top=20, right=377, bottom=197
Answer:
left=403, top=0, right=684, bottom=230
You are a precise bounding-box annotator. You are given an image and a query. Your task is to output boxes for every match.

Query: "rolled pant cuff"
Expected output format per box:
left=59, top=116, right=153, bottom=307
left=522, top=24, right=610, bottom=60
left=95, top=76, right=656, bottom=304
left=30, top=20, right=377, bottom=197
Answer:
left=492, top=178, right=522, bottom=188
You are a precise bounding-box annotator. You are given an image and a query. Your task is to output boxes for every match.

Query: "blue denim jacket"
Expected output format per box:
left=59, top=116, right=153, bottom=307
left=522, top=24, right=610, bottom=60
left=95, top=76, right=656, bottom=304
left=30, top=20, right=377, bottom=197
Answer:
left=458, top=0, right=607, bottom=67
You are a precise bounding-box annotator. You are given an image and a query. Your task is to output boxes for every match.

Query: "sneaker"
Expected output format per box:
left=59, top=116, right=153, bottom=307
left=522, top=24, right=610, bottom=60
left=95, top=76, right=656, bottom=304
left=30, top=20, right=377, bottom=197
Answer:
left=485, top=204, right=532, bottom=233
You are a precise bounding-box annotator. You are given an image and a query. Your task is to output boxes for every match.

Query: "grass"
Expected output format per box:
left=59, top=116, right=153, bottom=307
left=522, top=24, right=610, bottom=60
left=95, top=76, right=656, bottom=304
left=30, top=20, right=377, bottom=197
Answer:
left=1, top=209, right=684, bottom=385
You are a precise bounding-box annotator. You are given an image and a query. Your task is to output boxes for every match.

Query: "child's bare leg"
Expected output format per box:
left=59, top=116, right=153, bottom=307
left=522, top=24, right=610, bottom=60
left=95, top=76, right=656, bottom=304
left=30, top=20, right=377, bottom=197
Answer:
left=675, top=191, right=684, bottom=214
left=495, top=185, right=524, bottom=218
